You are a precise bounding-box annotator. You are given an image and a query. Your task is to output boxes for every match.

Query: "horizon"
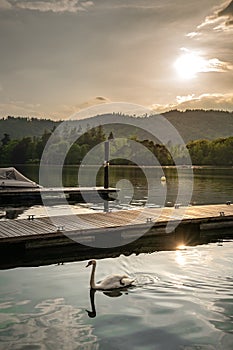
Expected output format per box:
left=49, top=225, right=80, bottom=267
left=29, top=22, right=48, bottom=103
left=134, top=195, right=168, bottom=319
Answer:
left=0, top=107, right=233, bottom=122
left=0, top=0, right=233, bottom=119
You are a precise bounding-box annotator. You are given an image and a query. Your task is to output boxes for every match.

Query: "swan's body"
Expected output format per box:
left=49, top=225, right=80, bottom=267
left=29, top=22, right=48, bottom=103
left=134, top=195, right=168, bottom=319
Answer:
left=86, top=260, right=135, bottom=290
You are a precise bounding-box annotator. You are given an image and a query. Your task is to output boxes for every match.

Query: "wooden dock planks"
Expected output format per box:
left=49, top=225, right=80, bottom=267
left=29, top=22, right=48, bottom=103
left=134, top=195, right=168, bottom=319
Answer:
left=0, top=204, right=232, bottom=244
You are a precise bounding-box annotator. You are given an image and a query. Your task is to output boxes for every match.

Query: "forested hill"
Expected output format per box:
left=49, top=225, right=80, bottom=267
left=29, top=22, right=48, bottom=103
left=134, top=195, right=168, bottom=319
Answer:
left=0, top=110, right=233, bottom=142
left=162, top=110, right=233, bottom=142
left=0, top=116, right=59, bottom=140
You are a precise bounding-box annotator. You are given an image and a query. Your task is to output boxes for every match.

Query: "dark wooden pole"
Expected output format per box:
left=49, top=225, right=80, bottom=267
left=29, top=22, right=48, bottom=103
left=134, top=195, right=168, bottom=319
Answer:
left=104, top=140, right=109, bottom=189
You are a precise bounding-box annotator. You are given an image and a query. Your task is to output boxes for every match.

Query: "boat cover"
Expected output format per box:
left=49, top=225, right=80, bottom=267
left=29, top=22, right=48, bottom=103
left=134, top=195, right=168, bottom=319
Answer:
left=0, top=167, right=39, bottom=188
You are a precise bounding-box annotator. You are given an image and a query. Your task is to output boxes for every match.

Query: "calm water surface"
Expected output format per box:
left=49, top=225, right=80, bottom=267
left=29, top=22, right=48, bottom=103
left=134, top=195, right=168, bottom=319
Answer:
left=0, top=241, right=233, bottom=349
left=27, top=165, right=233, bottom=204
left=1, top=165, right=232, bottom=219
left=0, top=166, right=233, bottom=349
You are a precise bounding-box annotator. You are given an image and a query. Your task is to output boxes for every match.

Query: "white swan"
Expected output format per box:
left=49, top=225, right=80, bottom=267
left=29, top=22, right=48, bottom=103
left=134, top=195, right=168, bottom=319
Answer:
left=86, top=259, right=135, bottom=290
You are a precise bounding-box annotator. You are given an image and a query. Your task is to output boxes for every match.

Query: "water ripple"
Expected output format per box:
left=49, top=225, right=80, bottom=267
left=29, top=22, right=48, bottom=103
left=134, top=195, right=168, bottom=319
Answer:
left=0, top=298, right=98, bottom=349
left=1, top=241, right=233, bottom=349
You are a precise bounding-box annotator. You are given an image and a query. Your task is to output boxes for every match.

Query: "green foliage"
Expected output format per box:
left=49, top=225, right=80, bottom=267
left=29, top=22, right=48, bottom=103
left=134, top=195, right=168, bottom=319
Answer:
left=64, top=125, right=106, bottom=165
left=187, top=137, right=233, bottom=166
left=0, top=114, right=233, bottom=166
left=0, top=140, right=18, bottom=164
left=0, top=116, right=59, bottom=140
left=1, top=133, right=10, bottom=146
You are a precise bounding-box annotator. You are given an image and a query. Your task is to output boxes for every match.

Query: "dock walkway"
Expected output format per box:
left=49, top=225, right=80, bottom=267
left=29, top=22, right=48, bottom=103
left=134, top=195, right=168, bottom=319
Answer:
left=0, top=203, right=232, bottom=269
left=0, top=204, right=232, bottom=243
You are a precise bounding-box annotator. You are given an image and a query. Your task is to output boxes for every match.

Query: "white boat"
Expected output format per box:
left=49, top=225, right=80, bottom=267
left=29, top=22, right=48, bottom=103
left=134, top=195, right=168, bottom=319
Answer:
left=0, top=210, right=6, bottom=218
left=0, top=167, right=40, bottom=189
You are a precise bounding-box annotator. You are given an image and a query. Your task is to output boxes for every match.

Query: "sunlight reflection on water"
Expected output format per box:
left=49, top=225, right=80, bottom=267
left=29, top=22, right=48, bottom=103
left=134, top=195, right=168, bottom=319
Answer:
left=0, top=241, right=233, bottom=349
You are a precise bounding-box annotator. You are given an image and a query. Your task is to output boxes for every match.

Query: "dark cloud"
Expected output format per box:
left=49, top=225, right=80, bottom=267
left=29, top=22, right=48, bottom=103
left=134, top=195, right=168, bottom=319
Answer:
left=218, top=0, right=233, bottom=25
left=218, top=0, right=233, bottom=16
left=96, top=96, right=108, bottom=101
left=194, top=0, right=233, bottom=31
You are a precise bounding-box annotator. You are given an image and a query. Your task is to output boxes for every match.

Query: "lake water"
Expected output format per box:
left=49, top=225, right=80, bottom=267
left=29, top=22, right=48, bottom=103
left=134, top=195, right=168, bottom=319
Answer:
left=0, top=165, right=233, bottom=349
left=0, top=241, right=233, bottom=349
left=1, top=165, right=233, bottom=219
left=25, top=165, right=233, bottom=206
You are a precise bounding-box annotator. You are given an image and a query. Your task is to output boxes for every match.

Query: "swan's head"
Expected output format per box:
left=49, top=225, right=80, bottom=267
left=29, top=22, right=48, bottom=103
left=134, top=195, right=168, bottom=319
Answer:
left=86, top=259, right=96, bottom=267
left=86, top=309, right=96, bottom=318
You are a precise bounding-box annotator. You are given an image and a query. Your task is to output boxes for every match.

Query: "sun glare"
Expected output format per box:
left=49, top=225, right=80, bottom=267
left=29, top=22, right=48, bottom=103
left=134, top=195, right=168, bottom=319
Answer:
left=177, top=244, right=186, bottom=250
left=174, top=50, right=208, bottom=79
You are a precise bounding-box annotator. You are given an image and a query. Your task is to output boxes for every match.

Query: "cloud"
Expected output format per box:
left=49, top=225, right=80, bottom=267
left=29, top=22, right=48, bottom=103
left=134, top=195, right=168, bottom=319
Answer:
left=176, top=94, right=196, bottom=104
left=95, top=96, right=108, bottom=101
left=194, top=0, right=233, bottom=32
left=75, top=96, right=110, bottom=109
left=53, top=96, right=111, bottom=119
left=150, top=93, right=233, bottom=113
left=175, top=48, right=232, bottom=78
left=0, top=0, right=12, bottom=10
left=3, top=0, right=93, bottom=13
left=203, top=58, right=232, bottom=72
left=175, top=93, right=233, bottom=110
left=0, top=100, right=42, bottom=117
left=218, top=0, right=233, bottom=25
left=0, top=96, right=111, bottom=119
left=185, top=1, right=233, bottom=86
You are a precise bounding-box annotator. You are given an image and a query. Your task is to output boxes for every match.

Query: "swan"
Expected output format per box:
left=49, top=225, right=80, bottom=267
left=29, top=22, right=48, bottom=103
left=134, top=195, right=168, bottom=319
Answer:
left=86, top=259, right=135, bottom=290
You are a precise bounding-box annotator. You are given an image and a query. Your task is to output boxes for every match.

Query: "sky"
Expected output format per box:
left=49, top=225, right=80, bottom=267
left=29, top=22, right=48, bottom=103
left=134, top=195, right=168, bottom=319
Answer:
left=0, top=0, right=232, bottom=119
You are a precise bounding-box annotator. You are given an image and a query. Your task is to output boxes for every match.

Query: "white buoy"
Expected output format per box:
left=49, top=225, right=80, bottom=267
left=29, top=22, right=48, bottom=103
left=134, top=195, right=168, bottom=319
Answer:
left=161, top=176, right=166, bottom=182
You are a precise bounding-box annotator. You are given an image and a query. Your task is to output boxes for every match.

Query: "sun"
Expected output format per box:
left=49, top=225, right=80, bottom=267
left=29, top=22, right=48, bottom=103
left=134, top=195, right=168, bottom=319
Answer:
left=174, top=50, right=208, bottom=79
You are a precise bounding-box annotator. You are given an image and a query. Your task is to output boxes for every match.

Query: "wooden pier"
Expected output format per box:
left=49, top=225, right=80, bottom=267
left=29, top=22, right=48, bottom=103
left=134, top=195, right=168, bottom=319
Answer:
left=0, top=203, right=232, bottom=269
left=0, top=186, right=118, bottom=206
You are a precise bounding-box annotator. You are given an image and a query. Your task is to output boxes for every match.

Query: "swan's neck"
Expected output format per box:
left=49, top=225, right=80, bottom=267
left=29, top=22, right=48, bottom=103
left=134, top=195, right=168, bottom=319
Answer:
left=90, top=264, right=97, bottom=289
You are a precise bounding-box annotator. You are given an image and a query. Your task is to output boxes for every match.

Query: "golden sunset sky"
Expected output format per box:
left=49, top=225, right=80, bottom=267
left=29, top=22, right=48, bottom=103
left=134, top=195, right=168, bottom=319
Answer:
left=0, top=0, right=232, bottom=119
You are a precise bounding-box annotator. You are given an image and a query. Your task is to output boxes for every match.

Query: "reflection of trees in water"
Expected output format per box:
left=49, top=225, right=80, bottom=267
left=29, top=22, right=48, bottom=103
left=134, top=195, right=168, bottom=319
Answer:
left=0, top=297, right=99, bottom=349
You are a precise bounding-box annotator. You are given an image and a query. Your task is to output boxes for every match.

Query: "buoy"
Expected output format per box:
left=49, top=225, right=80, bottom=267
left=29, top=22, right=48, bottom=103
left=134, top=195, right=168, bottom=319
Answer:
left=161, top=176, right=166, bottom=182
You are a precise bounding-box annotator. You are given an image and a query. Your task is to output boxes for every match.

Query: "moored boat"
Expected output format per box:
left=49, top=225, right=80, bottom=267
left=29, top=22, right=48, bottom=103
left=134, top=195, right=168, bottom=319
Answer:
left=0, top=167, right=40, bottom=189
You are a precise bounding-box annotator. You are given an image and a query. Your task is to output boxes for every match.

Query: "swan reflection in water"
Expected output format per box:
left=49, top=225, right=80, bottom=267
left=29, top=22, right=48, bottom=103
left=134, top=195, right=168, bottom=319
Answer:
left=86, top=286, right=132, bottom=318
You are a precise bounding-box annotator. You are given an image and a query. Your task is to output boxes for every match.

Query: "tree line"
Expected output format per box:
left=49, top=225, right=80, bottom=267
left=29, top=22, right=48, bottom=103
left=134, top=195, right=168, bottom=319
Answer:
left=0, top=126, right=233, bottom=166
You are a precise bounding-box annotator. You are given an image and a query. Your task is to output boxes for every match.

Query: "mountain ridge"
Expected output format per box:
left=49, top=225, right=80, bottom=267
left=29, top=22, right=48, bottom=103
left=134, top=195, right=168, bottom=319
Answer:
left=1, top=110, right=233, bottom=143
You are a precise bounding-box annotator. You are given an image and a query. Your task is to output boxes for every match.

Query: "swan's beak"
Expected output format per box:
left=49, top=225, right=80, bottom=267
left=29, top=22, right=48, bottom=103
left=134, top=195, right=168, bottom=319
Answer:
left=86, top=261, right=91, bottom=267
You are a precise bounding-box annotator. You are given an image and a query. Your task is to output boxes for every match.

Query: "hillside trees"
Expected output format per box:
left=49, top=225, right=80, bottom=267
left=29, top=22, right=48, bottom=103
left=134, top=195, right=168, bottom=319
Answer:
left=1, top=133, right=10, bottom=146
left=0, top=125, right=107, bottom=165
left=0, top=123, right=232, bottom=166
left=187, top=137, right=233, bottom=166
